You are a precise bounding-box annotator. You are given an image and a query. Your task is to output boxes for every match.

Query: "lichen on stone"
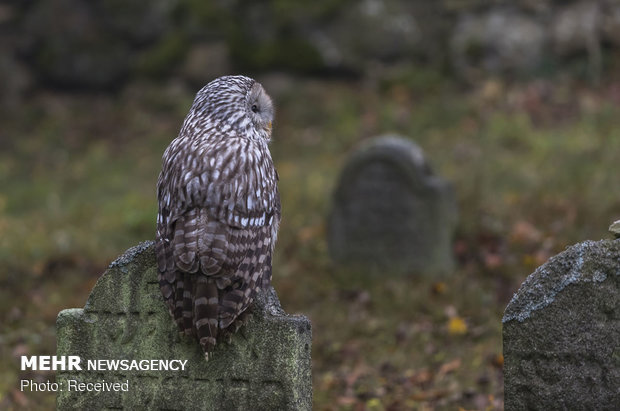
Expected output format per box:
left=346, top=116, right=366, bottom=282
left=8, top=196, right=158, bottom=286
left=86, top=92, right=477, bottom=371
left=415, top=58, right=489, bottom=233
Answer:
left=503, top=240, right=620, bottom=323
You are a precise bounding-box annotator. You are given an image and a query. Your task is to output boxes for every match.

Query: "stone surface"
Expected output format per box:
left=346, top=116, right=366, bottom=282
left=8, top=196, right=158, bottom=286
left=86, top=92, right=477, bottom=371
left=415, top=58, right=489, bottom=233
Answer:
left=56, top=241, right=312, bottom=411
left=328, top=135, right=457, bottom=275
left=309, top=0, right=427, bottom=70
left=550, top=1, right=602, bottom=80
left=503, top=239, right=620, bottom=410
left=610, top=220, right=620, bottom=238
left=551, top=1, right=601, bottom=56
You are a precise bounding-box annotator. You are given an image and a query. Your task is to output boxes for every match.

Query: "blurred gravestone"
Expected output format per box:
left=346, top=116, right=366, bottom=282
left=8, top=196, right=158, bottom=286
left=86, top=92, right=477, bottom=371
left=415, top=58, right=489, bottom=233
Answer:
left=56, top=241, right=312, bottom=411
left=328, top=135, right=457, bottom=275
left=503, top=239, right=620, bottom=410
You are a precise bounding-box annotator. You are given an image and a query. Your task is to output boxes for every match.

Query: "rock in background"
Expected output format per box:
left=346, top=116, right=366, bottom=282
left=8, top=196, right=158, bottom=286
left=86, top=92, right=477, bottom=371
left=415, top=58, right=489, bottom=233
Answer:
left=503, top=239, right=620, bottom=410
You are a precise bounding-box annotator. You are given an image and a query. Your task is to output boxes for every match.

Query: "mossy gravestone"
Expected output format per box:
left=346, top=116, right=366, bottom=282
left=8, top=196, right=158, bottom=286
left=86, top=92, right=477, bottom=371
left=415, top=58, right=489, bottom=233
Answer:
left=503, top=239, right=620, bottom=410
left=56, top=241, right=312, bottom=410
left=328, top=135, right=457, bottom=275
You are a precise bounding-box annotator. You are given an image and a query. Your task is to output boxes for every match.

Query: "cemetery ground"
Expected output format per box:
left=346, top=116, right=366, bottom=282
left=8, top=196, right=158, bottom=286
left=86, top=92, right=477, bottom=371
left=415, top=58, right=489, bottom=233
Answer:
left=2, top=71, right=620, bottom=410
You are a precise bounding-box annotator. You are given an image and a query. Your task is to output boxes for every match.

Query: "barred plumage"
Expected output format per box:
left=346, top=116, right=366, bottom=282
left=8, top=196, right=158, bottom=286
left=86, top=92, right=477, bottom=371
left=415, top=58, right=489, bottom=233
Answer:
left=155, top=75, right=280, bottom=360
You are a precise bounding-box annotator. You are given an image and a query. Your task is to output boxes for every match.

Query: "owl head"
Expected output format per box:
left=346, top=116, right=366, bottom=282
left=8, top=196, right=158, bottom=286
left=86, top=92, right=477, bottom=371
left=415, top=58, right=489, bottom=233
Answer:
left=188, top=75, right=274, bottom=141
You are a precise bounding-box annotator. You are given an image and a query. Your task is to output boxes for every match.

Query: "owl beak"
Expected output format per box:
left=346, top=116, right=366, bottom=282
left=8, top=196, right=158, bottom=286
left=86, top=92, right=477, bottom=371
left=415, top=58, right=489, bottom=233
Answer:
left=265, top=121, right=272, bottom=133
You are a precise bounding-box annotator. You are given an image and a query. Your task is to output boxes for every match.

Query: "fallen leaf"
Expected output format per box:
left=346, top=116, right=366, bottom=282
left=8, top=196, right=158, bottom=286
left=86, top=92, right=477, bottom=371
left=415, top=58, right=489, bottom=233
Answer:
left=431, top=282, right=446, bottom=295
left=491, top=354, right=504, bottom=368
left=448, top=317, right=468, bottom=335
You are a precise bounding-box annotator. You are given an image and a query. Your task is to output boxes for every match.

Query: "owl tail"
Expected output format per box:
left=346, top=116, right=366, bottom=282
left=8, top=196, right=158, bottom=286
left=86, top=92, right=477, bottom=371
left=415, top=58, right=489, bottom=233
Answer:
left=172, top=271, right=194, bottom=335
left=194, top=276, right=219, bottom=360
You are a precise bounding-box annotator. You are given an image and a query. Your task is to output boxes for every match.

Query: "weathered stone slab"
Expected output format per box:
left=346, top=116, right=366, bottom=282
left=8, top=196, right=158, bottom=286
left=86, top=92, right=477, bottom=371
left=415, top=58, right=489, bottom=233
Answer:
left=503, top=239, right=620, bottom=410
left=56, top=241, right=312, bottom=410
left=328, top=135, right=457, bottom=275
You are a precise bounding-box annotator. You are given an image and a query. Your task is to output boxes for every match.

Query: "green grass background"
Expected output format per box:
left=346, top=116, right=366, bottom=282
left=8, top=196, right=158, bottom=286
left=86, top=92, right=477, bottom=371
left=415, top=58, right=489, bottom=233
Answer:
left=1, top=71, right=620, bottom=409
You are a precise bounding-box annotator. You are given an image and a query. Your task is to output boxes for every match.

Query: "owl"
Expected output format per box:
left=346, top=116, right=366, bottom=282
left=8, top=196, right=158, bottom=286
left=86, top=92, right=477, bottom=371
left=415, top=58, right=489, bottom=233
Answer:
left=155, top=75, right=281, bottom=360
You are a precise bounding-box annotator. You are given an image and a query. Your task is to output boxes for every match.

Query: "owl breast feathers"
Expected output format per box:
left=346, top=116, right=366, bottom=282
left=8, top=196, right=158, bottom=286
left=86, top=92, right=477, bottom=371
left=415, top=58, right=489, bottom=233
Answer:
left=155, top=75, right=281, bottom=360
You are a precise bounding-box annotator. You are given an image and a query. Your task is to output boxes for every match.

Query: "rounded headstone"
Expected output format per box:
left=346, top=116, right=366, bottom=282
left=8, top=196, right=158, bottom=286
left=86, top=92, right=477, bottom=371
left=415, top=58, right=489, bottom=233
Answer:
left=328, top=135, right=457, bottom=276
left=503, top=239, right=620, bottom=410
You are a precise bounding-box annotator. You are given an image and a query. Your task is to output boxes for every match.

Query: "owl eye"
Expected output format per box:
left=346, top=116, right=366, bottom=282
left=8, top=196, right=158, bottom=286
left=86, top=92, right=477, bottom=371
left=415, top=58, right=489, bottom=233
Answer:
left=251, top=104, right=259, bottom=113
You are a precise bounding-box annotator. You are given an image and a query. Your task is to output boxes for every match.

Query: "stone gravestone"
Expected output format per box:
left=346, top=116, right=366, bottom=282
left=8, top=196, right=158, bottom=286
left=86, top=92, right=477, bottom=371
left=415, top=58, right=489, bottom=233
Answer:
left=503, top=239, right=620, bottom=410
left=56, top=241, right=312, bottom=410
left=328, top=135, right=457, bottom=275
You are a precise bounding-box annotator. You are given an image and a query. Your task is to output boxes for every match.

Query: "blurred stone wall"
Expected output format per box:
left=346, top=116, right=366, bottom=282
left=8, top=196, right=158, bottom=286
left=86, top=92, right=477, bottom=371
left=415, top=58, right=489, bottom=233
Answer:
left=1, top=0, right=620, bottom=97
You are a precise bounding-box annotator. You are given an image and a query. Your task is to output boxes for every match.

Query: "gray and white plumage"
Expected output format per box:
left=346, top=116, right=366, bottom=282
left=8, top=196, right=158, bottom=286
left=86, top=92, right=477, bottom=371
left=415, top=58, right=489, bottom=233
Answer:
left=155, top=75, right=280, bottom=360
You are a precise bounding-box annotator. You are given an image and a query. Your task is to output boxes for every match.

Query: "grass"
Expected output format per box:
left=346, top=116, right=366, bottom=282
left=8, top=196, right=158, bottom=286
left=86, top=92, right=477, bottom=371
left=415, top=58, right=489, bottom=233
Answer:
left=1, top=71, right=619, bottom=409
